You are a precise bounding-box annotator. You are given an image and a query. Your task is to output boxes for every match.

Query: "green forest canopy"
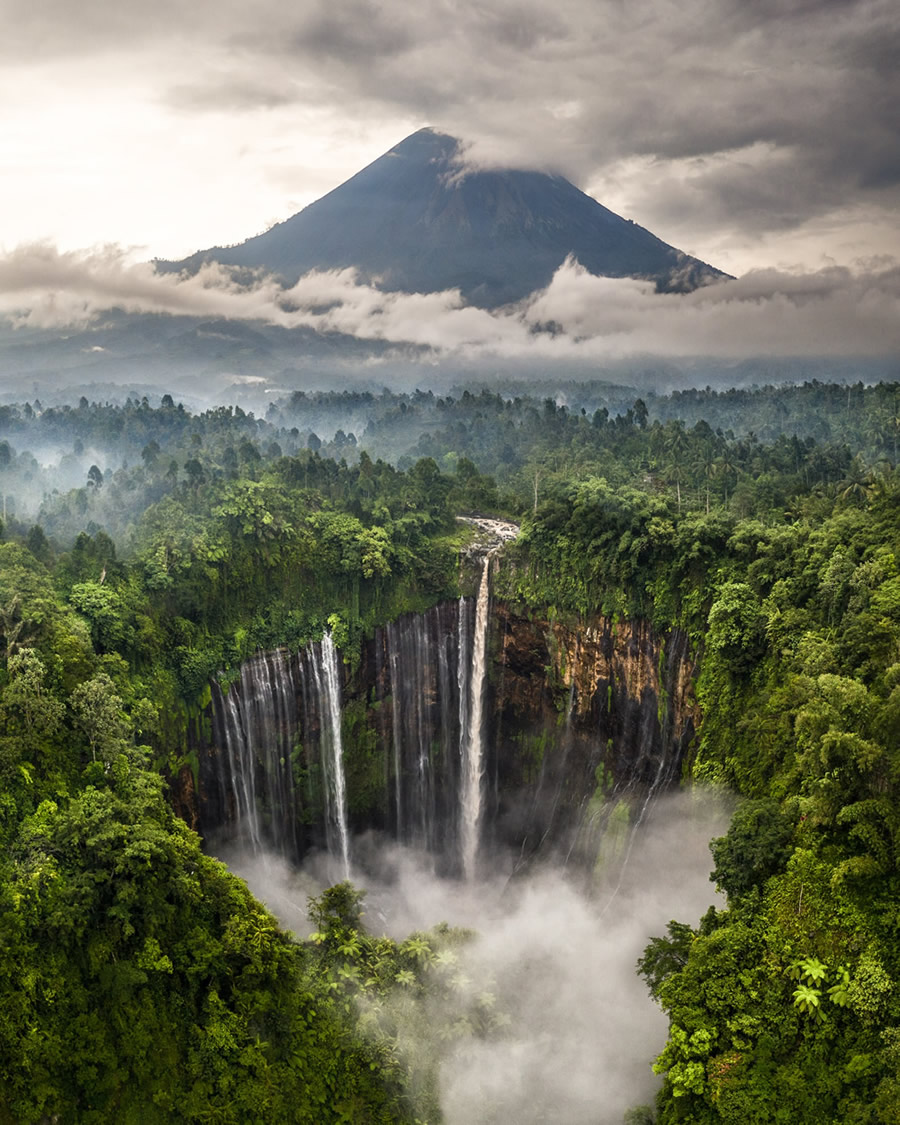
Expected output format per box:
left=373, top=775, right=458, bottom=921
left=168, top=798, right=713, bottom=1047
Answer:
left=1, top=378, right=899, bottom=1121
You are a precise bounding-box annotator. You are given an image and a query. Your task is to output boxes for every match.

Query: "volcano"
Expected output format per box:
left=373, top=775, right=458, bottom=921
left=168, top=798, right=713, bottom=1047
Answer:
left=158, top=128, right=728, bottom=307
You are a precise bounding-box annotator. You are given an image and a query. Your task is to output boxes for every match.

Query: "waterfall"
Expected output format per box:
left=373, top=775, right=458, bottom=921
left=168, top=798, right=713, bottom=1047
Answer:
left=199, top=517, right=696, bottom=885
left=210, top=609, right=472, bottom=874
left=460, top=553, right=492, bottom=881
left=217, top=682, right=262, bottom=853
left=456, top=593, right=471, bottom=842
left=377, top=558, right=493, bottom=879
left=436, top=621, right=458, bottom=857
left=386, top=620, right=404, bottom=839
left=211, top=649, right=299, bottom=858
left=309, top=633, right=351, bottom=879
left=381, top=604, right=461, bottom=857
left=410, top=613, right=432, bottom=845
left=209, top=637, right=352, bottom=875
left=519, top=665, right=578, bottom=872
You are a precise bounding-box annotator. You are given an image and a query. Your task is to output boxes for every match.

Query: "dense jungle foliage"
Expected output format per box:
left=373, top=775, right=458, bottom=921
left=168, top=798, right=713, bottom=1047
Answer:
left=0, top=432, right=467, bottom=1121
left=0, top=575, right=417, bottom=1122
left=1, top=377, right=899, bottom=1121
left=512, top=464, right=900, bottom=1121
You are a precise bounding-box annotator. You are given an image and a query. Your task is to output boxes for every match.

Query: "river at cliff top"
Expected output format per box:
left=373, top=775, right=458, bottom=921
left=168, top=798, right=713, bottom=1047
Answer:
left=457, top=514, right=520, bottom=543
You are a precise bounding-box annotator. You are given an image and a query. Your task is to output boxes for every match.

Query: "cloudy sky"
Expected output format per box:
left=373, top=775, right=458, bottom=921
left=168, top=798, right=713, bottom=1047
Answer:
left=0, top=0, right=898, bottom=359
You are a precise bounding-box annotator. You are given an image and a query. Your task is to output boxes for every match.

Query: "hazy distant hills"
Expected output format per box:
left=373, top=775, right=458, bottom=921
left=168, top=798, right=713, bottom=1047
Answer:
left=0, top=309, right=402, bottom=408
left=158, top=128, right=728, bottom=306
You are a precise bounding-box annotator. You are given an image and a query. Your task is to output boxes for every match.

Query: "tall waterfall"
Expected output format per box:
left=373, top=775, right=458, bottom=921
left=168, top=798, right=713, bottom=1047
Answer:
left=208, top=614, right=472, bottom=871
left=460, top=553, right=492, bottom=881
left=210, top=639, right=352, bottom=872
left=376, top=582, right=492, bottom=878
left=374, top=549, right=496, bottom=879
left=310, top=633, right=351, bottom=879
left=381, top=602, right=463, bottom=858
left=211, top=649, right=300, bottom=858
left=456, top=591, right=471, bottom=848
left=199, top=519, right=693, bottom=883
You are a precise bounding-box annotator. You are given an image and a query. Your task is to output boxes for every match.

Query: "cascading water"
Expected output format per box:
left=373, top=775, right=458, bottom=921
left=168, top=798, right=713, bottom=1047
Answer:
left=211, top=648, right=300, bottom=858
left=379, top=602, right=464, bottom=861
left=456, top=591, right=471, bottom=851
left=374, top=550, right=495, bottom=879
left=209, top=640, right=352, bottom=872
left=513, top=658, right=579, bottom=875
left=309, top=632, right=351, bottom=879
left=200, top=518, right=694, bottom=886
left=197, top=573, right=711, bottom=1125
left=209, top=610, right=473, bottom=873
left=386, top=619, right=405, bottom=840
left=595, top=629, right=692, bottom=904
left=217, top=683, right=261, bottom=853
left=460, top=552, right=492, bottom=881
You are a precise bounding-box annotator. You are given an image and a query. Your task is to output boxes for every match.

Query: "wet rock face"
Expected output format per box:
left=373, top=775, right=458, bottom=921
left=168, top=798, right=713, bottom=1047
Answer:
left=181, top=600, right=699, bottom=867
left=170, top=764, right=200, bottom=833
left=488, top=606, right=699, bottom=863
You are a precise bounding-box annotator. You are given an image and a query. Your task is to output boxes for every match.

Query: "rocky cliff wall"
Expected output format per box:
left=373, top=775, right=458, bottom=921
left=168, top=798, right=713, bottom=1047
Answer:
left=177, top=599, right=699, bottom=870
left=488, top=605, right=698, bottom=867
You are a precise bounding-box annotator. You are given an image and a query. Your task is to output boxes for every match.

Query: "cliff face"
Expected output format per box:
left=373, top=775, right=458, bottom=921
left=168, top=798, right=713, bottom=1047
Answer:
left=488, top=605, right=698, bottom=865
left=177, top=599, right=699, bottom=869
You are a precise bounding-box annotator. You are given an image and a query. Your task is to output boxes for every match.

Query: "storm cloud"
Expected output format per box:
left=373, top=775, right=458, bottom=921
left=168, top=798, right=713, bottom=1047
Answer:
left=0, top=0, right=897, bottom=274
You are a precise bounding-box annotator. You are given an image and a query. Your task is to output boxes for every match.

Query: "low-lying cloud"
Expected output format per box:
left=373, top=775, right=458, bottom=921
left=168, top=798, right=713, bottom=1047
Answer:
left=1, top=242, right=898, bottom=359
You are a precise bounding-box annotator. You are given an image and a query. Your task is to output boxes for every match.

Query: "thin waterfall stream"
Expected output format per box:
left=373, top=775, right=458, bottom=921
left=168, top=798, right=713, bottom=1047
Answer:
left=460, top=551, right=493, bottom=881
left=386, top=620, right=404, bottom=840
left=456, top=590, right=471, bottom=862
left=212, top=649, right=300, bottom=859
left=219, top=682, right=261, bottom=854
left=313, top=632, right=351, bottom=879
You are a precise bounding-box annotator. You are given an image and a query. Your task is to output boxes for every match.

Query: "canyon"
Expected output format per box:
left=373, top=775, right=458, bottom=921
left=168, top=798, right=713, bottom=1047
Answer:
left=177, top=545, right=700, bottom=880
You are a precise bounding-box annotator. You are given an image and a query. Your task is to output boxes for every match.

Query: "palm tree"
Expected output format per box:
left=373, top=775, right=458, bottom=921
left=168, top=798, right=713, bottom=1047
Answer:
left=713, top=448, right=737, bottom=506
left=866, top=460, right=899, bottom=503
left=838, top=457, right=874, bottom=504
left=692, top=441, right=718, bottom=515
left=662, top=422, right=689, bottom=512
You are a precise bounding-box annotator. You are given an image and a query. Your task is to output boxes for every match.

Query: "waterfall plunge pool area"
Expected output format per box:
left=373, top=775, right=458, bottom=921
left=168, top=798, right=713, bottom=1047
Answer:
left=201, top=523, right=725, bottom=1121
left=215, top=793, right=727, bottom=1125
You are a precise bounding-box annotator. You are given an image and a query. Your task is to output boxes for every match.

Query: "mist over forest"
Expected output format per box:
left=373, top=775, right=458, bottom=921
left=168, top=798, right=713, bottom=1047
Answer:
left=3, top=351, right=900, bottom=1122
left=2, top=375, right=899, bottom=539
left=2, top=11, right=899, bottom=1112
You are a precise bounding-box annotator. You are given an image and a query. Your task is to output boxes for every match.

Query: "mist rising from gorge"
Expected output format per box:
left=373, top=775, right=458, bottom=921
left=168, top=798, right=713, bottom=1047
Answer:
left=220, top=790, right=728, bottom=1124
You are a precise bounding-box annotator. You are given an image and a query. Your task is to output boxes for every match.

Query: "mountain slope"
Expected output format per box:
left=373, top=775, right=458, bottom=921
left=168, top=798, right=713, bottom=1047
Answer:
left=159, top=129, right=728, bottom=307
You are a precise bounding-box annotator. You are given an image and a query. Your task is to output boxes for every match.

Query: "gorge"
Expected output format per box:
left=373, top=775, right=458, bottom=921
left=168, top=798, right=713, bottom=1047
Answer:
left=4, top=384, right=897, bottom=1124
left=186, top=541, right=699, bottom=883
left=184, top=531, right=717, bottom=1123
